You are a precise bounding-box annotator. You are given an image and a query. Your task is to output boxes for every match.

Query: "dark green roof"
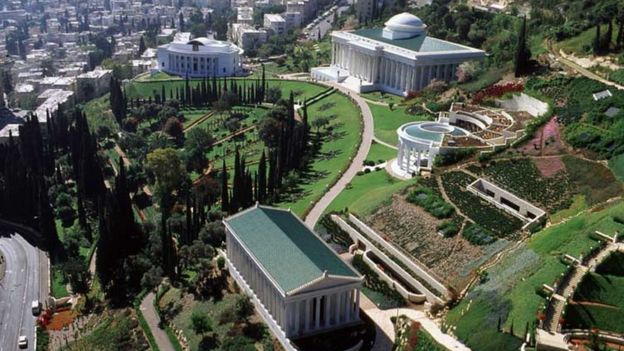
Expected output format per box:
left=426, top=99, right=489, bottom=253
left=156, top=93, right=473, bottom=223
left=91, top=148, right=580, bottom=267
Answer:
left=225, top=206, right=359, bottom=293
left=353, top=28, right=468, bottom=53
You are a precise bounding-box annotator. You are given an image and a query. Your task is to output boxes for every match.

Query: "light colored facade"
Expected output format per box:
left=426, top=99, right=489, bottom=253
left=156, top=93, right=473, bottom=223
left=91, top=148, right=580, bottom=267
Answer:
left=76, top=68, right=112, bottom=99
left=157, top=37, right=243, bottom=78
left=232, top=24, right=268, bottom=52
left=264, top=14, right=286, bottom=35
left=224, top=205, right=363, bottom=341
left=311, top=13, right=485, bottom=96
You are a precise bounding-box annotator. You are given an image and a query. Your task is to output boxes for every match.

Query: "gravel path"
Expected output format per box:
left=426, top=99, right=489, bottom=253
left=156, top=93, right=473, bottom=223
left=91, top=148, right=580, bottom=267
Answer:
left=140, top=292, right=175, bottom=351
left=304, top=82, right=374, bottom=227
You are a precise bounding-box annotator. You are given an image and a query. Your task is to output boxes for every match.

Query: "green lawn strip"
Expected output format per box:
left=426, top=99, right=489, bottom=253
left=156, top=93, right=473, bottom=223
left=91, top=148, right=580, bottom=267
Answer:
left=279, top=91, right=361, bottom=216
left=360, top=91, right=404, bottom=105
left=573, top=273, right=624, bottom=306
left=366, top=142, right=397, bottom=163
left=324, top=170, right=415, bottom=217
left=554, top=24, right=621, bottom=56
left=51, top=267, right=69, bottom=298
left=445, top=201, right=624, bottom=351
left=564, top=304, right=624, bottom=334
left=457, top=65, right=509, bottom=93
left=608, top=153, right=624, bottom=183
left=367, top=103, right=431, bottom=145
left=133, top=290, right=161, bottom=351
left=550, top=194, right=587, bottom=224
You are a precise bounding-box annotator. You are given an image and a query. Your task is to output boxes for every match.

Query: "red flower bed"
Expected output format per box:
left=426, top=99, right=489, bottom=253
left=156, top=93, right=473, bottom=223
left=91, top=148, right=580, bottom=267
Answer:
left=472, top=82, right=525, bottom=105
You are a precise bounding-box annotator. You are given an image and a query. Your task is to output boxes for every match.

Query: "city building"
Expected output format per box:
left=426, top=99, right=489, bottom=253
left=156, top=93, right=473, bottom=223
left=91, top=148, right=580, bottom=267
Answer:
left=311, top=12, right=485, bottom=95
left=76, top=68, right=112, bottom=100
left=236, top=7, right=254, bottom=24
left=264, top=14, right=286, bottom=35
left=156, top=37, right=244, bottom=77
left=224, top=205, right=363, bottom=343
left=231, top=23, right=268, bottom=52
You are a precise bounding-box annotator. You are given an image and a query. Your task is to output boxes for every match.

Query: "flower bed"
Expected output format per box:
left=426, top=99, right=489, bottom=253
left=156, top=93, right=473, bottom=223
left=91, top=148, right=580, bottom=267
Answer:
left=477, top=158, right=573, bottom=213
left=440, top=171, right=523, bottom=237
left=406, top=187, right=455, bottom=219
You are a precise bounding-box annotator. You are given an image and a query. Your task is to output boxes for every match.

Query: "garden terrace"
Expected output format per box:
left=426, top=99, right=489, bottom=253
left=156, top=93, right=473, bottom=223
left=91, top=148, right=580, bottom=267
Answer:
left=365, top=191, right=506, bottom=292
left=440, top=171, right=524, bottom=237
left=467, top=175, right=552, bottom=230
left=443, top=136, right=488, bottom=148
left=445, top=201, right=624, bottom=351
left=475, top=158, right=572, bottom=213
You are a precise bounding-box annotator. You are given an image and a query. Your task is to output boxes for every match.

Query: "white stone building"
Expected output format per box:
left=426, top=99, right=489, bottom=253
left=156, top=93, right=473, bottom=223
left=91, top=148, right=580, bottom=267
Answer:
left=231, top=23, right=268, bottom=52
left=157, top=37, right=244, bottom=78
left=224, top=205, right=363, bottom=342
left=312, top=12, right=485, bottom=95
left=264, top=13, right=286, bottom=35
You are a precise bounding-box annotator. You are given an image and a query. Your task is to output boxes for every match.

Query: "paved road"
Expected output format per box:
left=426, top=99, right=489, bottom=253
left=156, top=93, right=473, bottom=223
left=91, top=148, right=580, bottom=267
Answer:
left=304, top=82, right=374, bottom=227
left=0, top=233, right=47, bottom=351
left=140, top=292, right=175, bottom=351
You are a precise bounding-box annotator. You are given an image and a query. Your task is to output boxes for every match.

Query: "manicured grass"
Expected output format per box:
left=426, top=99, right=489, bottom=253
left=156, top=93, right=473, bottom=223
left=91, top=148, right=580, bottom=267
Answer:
left=565, top=272, right=624, bottom=334
left=83, top=94, right=119, bottom=134
left=366, top=142, right=397, bottom=163
left=361, top=91, right=404, bottom=105
left=458, top=65, right=509, bottom=93
left=324, top=170, right=415, bottom=217
left=368, top=103, right=431, bottom=145
left=550, top=194, right=587, bottom=224
left=445, top=201, right=624, bottom=351
left=51, top=267, right=69, bottom=298
left=554, top=24, right=622, bottom=55
left=280, top=91, right=362, bottom=216
left=608, top=153, right=624, bottom=183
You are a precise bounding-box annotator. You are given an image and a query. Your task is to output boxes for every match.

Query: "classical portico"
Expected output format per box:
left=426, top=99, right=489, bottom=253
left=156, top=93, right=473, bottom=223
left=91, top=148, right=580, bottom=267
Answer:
left=312, top=13, right=485, bottom=95
left=224, top=205, right=363, bottom=341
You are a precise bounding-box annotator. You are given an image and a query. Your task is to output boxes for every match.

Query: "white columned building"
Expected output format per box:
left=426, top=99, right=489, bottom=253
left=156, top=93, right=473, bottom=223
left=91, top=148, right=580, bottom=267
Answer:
left=312, top=12, right=485, bottom=96
left=156, top=37, right=244, bottom=78
left=223, top=205, right=363, bottom=344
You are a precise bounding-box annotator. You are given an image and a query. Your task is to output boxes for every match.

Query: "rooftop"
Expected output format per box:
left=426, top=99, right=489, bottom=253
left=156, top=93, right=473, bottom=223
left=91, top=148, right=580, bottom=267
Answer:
left=224, top=206, right=359, bottom=293
left=352, top=28, right=471, bottom=53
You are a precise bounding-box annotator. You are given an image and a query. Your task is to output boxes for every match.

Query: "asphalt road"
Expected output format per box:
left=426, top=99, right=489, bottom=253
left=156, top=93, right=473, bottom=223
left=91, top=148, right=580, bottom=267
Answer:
left=0, top=233, right=46, bottom=351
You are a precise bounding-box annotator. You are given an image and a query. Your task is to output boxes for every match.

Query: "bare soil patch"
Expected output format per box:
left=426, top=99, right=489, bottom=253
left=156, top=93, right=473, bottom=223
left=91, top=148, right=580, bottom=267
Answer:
left=367, top=194, right=484, bottom=291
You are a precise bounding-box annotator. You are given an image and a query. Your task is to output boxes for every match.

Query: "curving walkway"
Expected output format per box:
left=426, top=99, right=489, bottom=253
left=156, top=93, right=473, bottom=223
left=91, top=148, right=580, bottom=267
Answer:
left=140, top=291, right=175, bottom=351
left=360, top=293, right=471, bottom=351
left=304, top=82, right=374, bottom=227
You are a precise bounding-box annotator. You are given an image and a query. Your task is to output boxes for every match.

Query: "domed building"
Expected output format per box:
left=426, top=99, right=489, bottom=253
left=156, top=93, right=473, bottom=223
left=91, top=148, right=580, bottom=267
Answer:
left=311, top=13, right=485, bottom=95
left=157, top=37, right=244, bottom=78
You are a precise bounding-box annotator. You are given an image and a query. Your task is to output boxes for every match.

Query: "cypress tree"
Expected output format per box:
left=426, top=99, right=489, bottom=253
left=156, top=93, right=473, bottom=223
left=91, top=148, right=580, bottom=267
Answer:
left=221, top=159, right=229, bottom=213
left=594, top=23, right=602, bottom=55
left=514, top=16, right=529, bottom=77
left=258, top=150, right=267, bottom=203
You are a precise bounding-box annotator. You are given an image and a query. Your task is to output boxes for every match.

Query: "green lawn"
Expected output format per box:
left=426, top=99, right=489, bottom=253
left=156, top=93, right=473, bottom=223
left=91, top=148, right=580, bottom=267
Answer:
left=324, top=170, right=415, bottom=217
left=445, top=200, right=624, bottom=351
left=608, top=153, right=624, bottom=182
left=280, top=91, right=362, bottom=216
left=550, top=194, right=587, bottom=224
left=361, top=91, right=404, bottom=105
left=368, top=103, right=431, bottom=145
left=51, top=267, right=69, bottom=298
left=458, top=65, right=510, bottom=93
left=554, top=24, right=622, bottom=55
left=366, top=142, right=397, bottom=163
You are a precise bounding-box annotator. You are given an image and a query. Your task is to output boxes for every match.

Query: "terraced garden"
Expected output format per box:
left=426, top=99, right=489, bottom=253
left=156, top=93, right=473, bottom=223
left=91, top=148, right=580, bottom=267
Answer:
left=445, top=201, right=624, bottom=351
left=563, top=251, right=624, bottom=334
left=440, top=171, right=524, bottom=237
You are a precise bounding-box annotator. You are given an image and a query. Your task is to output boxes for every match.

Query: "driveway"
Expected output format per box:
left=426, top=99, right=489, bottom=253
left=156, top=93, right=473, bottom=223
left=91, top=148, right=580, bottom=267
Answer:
left=0, top=233, right=47, bottom=351
left=304, top=82, right=375, bottom=227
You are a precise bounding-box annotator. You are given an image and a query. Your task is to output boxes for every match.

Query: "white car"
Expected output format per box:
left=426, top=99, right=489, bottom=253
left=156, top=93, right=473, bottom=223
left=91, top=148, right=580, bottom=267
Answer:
left=31, top=300, right=41, bottom=315
left=18, top=335, right=28, bottom=349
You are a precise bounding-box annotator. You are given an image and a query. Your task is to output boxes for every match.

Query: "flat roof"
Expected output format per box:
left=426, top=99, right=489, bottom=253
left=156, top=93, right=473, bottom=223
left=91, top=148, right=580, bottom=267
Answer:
left=225, top=206, right=359, bottom=293
left=352, top=28, right=469, bottom=53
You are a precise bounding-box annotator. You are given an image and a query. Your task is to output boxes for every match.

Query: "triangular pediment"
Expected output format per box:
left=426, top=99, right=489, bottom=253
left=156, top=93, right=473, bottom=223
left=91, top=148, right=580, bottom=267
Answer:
left=287, top=273, right=362, bottom=296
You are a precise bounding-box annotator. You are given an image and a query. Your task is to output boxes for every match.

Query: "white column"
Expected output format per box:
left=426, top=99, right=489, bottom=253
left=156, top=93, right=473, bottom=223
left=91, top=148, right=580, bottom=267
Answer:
left=304, top=298, right=311, bottom=331
left=314, top=297, right=321, bottom=330
left=354, top=291, right=360, bottom=317
left=345, top=290, right=352, bottom=321
left=416, top=151, right=422, bottom=171
left=324, top=295, right=330, bottom=327
left=294, top=301, right=300, bottom=334
left=334, top=293, right=342, bottom=325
